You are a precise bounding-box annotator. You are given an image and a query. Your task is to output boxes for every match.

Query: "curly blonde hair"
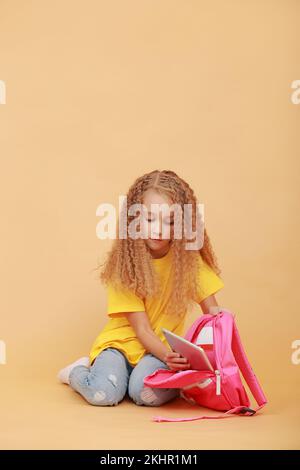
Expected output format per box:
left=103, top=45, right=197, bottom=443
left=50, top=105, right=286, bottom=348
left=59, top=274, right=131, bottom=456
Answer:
left=95, top=170, right=222, bottom=319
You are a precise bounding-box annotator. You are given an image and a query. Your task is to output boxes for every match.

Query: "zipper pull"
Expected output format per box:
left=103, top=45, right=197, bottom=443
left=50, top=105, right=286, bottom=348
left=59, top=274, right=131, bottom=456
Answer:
left=215, top=370, right=221, bottom=395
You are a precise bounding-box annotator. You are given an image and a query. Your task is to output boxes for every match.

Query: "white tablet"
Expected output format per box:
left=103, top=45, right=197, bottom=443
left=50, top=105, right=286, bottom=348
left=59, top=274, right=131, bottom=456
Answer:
left=161, top=328, right=214, bottom=371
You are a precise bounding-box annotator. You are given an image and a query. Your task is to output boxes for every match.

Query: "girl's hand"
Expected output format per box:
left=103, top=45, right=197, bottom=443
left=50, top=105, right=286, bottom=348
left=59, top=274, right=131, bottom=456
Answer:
left=164, top=351, right=191, bottom=371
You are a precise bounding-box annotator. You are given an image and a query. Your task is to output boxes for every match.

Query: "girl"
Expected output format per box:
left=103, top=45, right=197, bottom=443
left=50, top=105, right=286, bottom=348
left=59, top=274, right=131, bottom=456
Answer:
left=58, top=169, right=224, bottom=407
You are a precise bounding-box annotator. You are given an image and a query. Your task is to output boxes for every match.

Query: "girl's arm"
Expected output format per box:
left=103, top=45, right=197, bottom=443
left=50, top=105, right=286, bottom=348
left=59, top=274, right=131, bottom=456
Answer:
left=124, top=311, right=189, bottom=369
left=199, top=294, right=220, bottom=314
left=124, top=311, right=171, bottom=362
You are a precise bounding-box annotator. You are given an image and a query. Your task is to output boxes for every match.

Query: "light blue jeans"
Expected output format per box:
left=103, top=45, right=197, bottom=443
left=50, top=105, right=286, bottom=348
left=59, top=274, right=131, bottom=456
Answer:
left=69, top=347, right=180, bottom=407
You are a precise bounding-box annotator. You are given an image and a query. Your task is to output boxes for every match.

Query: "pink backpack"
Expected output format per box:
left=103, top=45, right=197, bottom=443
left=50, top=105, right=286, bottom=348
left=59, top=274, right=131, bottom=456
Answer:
left=144, top=308, right=267, bottom=422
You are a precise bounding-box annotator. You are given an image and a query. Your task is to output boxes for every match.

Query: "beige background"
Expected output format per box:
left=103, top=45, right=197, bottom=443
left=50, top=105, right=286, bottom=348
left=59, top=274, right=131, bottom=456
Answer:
left=0, top=0, right=299, bottom=449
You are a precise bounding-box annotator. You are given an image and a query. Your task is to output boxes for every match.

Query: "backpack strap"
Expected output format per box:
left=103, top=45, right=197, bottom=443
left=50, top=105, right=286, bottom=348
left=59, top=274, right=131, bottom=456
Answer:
left=151, top=405, right=264, bottom=422
left=231, top=317, right=267, bottom=408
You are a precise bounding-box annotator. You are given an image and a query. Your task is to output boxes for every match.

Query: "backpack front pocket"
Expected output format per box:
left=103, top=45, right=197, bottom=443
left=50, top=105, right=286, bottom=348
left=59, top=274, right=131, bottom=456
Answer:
left=180, top=375, right=233, bottom=411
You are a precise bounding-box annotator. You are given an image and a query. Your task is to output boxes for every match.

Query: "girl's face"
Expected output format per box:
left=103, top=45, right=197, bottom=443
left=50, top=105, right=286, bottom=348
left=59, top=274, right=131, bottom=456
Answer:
left=141, top=189, right=174, bottom=258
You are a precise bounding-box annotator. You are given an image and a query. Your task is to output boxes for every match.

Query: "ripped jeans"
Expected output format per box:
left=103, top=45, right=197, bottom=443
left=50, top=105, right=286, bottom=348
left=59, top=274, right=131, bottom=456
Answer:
left=69, top=347, right=180, bottom=407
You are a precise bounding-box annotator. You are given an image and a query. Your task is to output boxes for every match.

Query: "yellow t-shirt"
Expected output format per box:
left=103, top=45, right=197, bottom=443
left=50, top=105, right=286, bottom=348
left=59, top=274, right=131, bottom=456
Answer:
left=89, top=245, right=224, bottom=367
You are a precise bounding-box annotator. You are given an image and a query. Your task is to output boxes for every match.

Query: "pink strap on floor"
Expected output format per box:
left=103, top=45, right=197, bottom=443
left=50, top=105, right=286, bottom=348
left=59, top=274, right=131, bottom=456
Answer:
left=152, top=405, right=265, bottom=423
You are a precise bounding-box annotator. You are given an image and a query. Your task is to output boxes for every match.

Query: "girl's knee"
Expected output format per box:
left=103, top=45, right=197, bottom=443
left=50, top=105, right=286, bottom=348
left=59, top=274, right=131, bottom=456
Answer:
left=86, top=387, right=122, bottom=406
left=84, top=374, right=126, bottom=406
left=129, top=385, right=174, bottom=407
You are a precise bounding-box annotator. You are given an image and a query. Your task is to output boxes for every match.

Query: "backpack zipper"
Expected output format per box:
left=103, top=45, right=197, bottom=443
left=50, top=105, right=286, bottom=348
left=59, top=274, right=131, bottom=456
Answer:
left=211, top=316, right=222, bottom=396
left=193, top=316, right=222, bottom=396
left=215, top=369, right=221, bottom=395
left=212, top=314, right=235, bottom=407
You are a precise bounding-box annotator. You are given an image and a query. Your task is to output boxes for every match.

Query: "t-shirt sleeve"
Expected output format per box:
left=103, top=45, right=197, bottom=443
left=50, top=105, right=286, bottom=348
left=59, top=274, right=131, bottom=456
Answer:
left=106, top=282, right=145, bottom=318
left=196, top=257, right=225, bottom=303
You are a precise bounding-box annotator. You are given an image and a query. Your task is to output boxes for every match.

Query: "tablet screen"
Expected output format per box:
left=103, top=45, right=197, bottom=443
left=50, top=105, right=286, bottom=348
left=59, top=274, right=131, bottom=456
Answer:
left=162, top=328, right=214, bottom=371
